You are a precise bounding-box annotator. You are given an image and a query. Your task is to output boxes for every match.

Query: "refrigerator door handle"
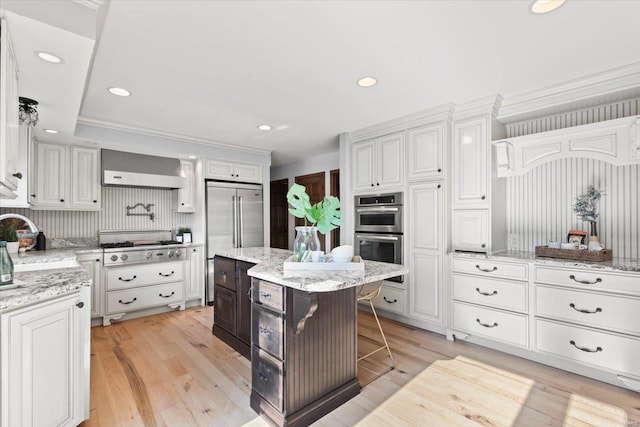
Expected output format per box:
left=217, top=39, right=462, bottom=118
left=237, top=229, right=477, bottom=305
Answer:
left=232, top=195, right=237, bottom=248
left=239, top=196, right=244, bottom=248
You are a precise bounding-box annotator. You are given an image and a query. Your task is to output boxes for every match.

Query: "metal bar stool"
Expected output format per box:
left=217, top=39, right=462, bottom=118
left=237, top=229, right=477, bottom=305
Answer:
left=357, top=281, right=396, bottom=375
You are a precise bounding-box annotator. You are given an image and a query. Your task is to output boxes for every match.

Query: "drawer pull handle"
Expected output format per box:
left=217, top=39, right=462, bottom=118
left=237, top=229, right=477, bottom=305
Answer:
left=159, top=271, right=175, bottom=277
left=383, top=296, right=397, bottom=304
left=475, top=288, right=498, bottom=296
left=569, top=340, right=602, bottom=353
left=159, top=291, right=175, bottom=298
left=258, top=326, right=271, bottom=335
left=476, top=265, right=497, bottom=272
left=476, top=318, right=498, bottom=328
left=259, top=291, right=272, bottom=299
left=118, top=297, right=137, bottom=305
left=569, top=275, right=602, bottom=285
left=118, top=275, right=137, bottom=282
left=569, top=303, right=602, bottom=314
left=259, top=373, right=271, bottom=382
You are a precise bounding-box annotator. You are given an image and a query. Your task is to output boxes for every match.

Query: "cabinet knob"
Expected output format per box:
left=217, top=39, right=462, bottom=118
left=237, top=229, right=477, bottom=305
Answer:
left=93, top=200, right=97, bottom=203
left=481, top=195, right=486, bottom=200
left=192, top=248, right=196, bottom=252
left=370, top=184, right=374, bottom=187
left=181, top=202, right=185, bottom=206
left=76, top=301, right=85, bottom=309
left=437, top=184, right=441, bottom=188
left=12, top=172, right=22, bottom=179
left=95, top=258, right=100, bottom=262
left=231, top=174, right=234, bottom=177
left=437, top=168, right=442, bottom=173
left=481, top=243, right=486, bottom=248
left=235, top=174, right=239, bottom=177
left=30, top=194, right=36, bottom=198
left=376, top=183, right=380, bottom=186
left=60, top=198, right=65, bottom=203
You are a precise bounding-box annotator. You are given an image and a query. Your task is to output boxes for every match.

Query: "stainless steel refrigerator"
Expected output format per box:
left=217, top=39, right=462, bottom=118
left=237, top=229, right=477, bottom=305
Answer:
left=206, top=181, right=263, bottom=304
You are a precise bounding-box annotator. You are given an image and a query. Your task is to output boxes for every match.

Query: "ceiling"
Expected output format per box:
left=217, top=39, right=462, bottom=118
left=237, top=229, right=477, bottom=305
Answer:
left=3, top=1, right=640, bottom=166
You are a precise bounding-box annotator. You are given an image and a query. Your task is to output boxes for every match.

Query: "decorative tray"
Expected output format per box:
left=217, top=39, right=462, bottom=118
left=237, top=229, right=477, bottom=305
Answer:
left=535, top=246, right=613, bottom=262
left=283, top=256, right=365, bottom=271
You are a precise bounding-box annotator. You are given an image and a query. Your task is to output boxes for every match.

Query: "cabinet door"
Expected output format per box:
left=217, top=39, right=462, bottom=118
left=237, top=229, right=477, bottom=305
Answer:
left=2, top=289, right=90, bottom=427
left=376, top=132, right=404, bottom=188
left=205, top=159, right=236, bottom=180
left=78, top=254, right=103, bottom=319
left=174, top=159, right=195, bottom=212
left=352, top=140, right=376, bottom=191
left=236, top=163, right=262, bottom=183
left=0, top=126, right=31, bottom=208
left=407, top=123, right=444, bottom=180
left=0, top=19, right=20, bottom=196
left=451, top=209, right=489, bottom=252
left=70, top=146, right=100, bottom=209
left=409, top=182, right=442, bottom=251
left=409, top=251, right=443, bottom=324
left=34, top=142, right=67, bottom=207
left=453, top=117, right=488, bottom=207
left=214, top=285, right=237, bottom=335
left=187, top=246, right=204, bottom=301
left=236, top=261, right=254, bottom=345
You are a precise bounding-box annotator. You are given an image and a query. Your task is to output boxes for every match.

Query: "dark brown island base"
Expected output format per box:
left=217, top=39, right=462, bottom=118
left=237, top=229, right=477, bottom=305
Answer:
left=212, top=248, right=408, bottom=427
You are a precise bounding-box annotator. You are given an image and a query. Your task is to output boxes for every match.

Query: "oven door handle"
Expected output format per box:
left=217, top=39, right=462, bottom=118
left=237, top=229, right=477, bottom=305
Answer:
left=356, top=207, right=399, bottom=212
left=355, top=234, right=399, bottom=241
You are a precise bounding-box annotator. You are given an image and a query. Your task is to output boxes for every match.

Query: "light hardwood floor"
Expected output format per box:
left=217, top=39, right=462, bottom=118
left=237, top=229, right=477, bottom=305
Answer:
left=82, top=307, right=640, bottom=427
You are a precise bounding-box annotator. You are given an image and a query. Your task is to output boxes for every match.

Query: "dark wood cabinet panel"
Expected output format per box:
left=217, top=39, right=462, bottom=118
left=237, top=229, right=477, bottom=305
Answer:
left=213, top=285, right=236, bottom=335
left=237, top=261, right=253, bottom=345
left=214, top=257, right=236, bottom=291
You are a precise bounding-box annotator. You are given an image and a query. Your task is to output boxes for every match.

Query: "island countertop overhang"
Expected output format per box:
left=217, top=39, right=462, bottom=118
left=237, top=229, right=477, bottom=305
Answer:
left=213, top=247, right=409, bottom=292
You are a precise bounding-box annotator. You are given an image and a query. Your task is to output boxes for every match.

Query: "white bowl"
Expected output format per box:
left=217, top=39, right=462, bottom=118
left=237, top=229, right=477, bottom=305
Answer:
left=332, top=256, right=352, bottom=264
left=331, top=245, right=354, bottom=258
left=561, top=243, right=576, bottom=250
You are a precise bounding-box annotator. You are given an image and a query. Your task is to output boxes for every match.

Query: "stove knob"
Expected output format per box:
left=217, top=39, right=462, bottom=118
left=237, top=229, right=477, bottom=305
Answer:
left=121, top=254, right=129, bottom=261
left=168, top=250, right=175, bottom=258
left=110, top=255, right=118, bottom=262
left=146, top=252, right=152, bottom=259
left=175, top=250, right=183, bottom=258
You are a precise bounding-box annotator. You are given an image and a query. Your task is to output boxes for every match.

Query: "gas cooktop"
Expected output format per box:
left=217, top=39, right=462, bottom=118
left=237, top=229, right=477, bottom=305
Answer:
left=99, top=240, right=182, bottom=249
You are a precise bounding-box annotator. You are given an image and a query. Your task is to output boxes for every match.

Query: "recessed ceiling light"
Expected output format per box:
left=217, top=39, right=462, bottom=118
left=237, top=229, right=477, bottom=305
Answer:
left=258, top=124, right=272, bottom=131
left=531, top=0, right=566, bottom=14
left=35, top=51, right=63, bottom=64
left=108, top=87, right=131, bottom=97
left=357, top=77, right=377, bottom=87
left=43, top=129, right=59, bottom=134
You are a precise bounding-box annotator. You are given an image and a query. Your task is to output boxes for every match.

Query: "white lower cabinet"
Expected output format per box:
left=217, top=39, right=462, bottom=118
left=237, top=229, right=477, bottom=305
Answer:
left=0, top=287, right=91, bottom=427
left=77, top=253, right=103, bottom=319
left=187, top=245, right=205, bottom=302
left=409, top=251, right=442, bottom=323
left=371, top=286, right=406, bottom=315
left=452, top=302, right=528, bottom=347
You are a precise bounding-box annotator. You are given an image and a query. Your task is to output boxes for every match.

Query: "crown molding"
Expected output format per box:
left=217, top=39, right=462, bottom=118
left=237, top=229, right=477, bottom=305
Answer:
left=453, top=94, right=503, bottom=121
left=76, top=116, right=272, bottom=156
left=349, top=103, right=455, bottom=142
left=498, top=62, right=640, bottom=124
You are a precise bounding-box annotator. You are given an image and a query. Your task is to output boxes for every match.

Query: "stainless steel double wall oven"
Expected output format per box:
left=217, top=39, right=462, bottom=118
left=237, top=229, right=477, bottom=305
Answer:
left=354, top=192, right=403, bottom=282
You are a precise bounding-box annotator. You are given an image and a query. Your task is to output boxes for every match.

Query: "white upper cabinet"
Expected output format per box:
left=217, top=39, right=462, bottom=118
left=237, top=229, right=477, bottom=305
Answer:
left=0, top=18, right=20, bottom=199
left=33, top=142, right=101, bottom=210
left=453, top=117, right=488, bottom=207
left=407, top=123, right=444, bottom=180
left=205, top=159, right=261, bottom=183
left=451, top=209, right=489, bottom=252
left=352, top=132, right=404, bottom=192
left=0, top=126, right=33, bottom=208
left=173, top=159, right=195, bottom=213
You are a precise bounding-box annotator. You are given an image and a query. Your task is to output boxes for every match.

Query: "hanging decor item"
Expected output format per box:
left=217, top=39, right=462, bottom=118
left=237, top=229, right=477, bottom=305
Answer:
left=573, top=185, right=604, bottom=251
left=18, top=97, right=39, bottom=126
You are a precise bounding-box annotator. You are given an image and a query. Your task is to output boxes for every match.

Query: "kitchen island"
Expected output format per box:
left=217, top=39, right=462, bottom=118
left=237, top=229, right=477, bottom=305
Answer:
left=214, top=247, right=408, bottom=427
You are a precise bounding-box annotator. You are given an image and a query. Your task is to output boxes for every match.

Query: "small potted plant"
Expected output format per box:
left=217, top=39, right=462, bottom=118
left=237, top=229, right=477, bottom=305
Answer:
left=177, top=227, right=192, bottom=243
left=0, top=222, right=19, bottom=254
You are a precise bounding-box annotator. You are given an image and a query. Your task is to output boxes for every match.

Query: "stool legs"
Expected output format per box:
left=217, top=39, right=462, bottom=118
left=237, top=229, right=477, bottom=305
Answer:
left=358, top=299, right=396, bottom=368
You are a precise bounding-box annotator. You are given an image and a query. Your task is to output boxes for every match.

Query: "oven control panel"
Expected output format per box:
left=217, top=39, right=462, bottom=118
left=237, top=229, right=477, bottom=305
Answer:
left=104, top=246, right=185, bottom=265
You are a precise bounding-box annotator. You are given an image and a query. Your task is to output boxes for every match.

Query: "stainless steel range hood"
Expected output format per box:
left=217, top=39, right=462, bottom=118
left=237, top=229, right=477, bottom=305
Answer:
left=101, top=149, right=185, bottom=189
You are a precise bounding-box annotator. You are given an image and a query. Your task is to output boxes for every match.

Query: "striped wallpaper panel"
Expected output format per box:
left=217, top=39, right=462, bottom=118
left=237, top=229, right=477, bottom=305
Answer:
left=505, top=98, right=640, bottom=259
left=1, top=186, right=192, bottom=238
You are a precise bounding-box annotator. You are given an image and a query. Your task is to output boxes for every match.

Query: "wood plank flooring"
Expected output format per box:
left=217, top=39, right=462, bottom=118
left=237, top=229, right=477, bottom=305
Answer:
left=81, top=307, right=640, bottom=427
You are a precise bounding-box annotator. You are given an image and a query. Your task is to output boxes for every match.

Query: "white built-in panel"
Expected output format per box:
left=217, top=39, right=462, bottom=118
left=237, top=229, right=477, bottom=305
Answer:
left=453, top=117, right=488, bottom=206
left=70, top=147, right=100, bottom=209
left=410, top=182, right=441, bottom=250
left=376, top=132, right=404, bottom=188
left=451, top=209, right=489, bottom=252
left=407, top=123, right=443, bottom=180
left=35, top=142, right=66, bottom=207
left=410, top=251, right=442, bottom=323
left=352, top=140, right=375, bottom=190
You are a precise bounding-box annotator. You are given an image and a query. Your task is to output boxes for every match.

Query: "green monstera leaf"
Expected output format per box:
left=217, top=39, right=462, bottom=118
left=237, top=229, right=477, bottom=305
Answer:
left=286, top=183, right=312, bottom=221
left=310, top=196, right=342, bottom=234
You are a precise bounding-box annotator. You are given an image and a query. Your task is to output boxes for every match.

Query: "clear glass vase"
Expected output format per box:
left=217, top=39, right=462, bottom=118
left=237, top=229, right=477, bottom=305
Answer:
left=293, top=226, right=320, bottom=262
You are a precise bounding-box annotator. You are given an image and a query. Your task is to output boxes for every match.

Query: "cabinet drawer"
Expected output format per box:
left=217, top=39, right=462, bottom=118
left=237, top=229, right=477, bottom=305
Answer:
left=251, top=346, right=283, bottom=411
left=252, top=280, right=284, bottom=312
left=452, top=302, right=528, bottom=347
left=535, top=266, right=640, bottom=295
left=370, top=286, right=405, bottom=314
left=535, top=285, right=640, bottom=336
left=214, top=285, right=237, bottom=335
left=106, top=261, right=184, bottom=290
left=452, top=274, right=527, bottom=313
left=452, top=258, right=528, bottom=281
left=536, top=319, right=640, bottom=377
left=214, top=257, right=237, bottom=291
left=106, top=283, right=183, bottom=314
left=253, top=305, right=284, bottom=359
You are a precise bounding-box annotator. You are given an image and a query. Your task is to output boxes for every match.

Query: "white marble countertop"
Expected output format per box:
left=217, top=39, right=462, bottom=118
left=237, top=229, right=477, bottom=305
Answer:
left=451, top=250, right=640, bottom=273
left=10, top=247, right=101, bottom=265
left=215, top=247, right=409, bottom=292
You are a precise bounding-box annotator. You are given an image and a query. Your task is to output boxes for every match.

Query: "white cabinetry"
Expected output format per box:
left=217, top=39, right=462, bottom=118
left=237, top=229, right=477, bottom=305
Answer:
left=453, top=117, right=488, bottom=207
left=173, top=159, right=195, bottom=212
left=0, top=17, right=20, bottom=200
left=32, top=142, right=101, bottom=210
left=187, top=245, right=205, bottom=302
left=77, top=253, right=103, bottom=319
left=451, top=210, right=489, bottom=252
left=205, top=159, right=261, bottom=183
left=0, top=126, right=33, bottom=208
left=0, top=287, right=91, bottom=427
left=352, top=132, right=404, bottom=192
left=407, top=123, right=445, bottom=180
left=408, top=182, right=444, bottom=326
